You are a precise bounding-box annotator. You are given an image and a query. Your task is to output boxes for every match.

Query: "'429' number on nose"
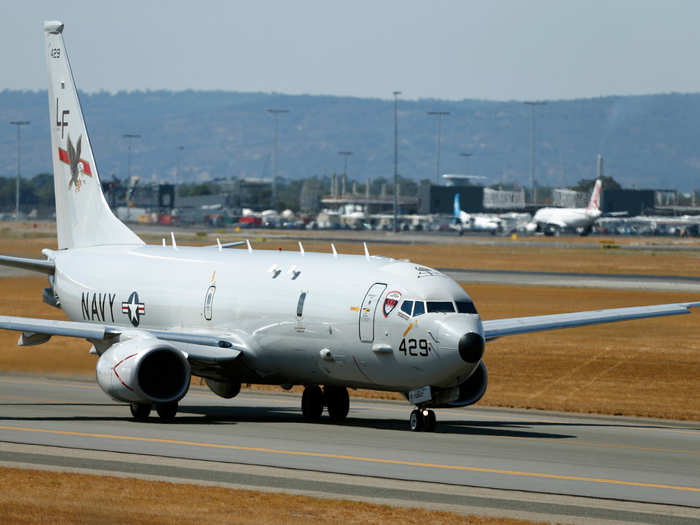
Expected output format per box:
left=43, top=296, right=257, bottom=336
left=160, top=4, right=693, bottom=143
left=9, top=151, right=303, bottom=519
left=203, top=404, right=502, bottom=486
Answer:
left=399, top=338, right=430, bottom=357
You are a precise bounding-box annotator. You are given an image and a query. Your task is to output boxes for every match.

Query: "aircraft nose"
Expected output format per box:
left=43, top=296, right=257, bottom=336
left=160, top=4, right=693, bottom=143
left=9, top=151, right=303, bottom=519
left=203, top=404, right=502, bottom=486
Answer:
left=458, top=332, right=484, bottom=363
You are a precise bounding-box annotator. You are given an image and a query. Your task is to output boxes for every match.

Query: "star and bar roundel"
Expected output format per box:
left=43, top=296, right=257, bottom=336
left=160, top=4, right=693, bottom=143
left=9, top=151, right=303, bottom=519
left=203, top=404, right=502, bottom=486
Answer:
left=122, top=292, right=145, bottom=327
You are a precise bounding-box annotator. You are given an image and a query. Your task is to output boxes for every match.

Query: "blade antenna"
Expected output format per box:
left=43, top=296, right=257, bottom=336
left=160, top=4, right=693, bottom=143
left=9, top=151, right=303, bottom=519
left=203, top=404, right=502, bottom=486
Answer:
left=331, top=243, right=338, bottom=258
left=363, top=242, right=370, bottom=261
left=161, top=238, right=166, bottom=247
left=216, top=238, right=222, bottom=252
left=298, top=241, right=305, bottom=255
left=170, top=232, right=178, bottom=250
left=246, top=239, right=253, bottom=253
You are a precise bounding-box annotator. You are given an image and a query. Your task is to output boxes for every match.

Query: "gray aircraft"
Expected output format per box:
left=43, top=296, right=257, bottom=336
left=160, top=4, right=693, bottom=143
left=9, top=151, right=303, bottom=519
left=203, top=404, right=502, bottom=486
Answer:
left=0, top=21, right=697, bottom=431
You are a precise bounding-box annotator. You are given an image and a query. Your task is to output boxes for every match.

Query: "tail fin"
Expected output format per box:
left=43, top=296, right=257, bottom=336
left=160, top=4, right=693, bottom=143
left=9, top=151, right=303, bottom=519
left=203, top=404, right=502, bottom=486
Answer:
left=586, top=179, right=602, bottom=212
left=44, top=21, right=142, bottom=249
left=453, top=193, right=461, bottom=219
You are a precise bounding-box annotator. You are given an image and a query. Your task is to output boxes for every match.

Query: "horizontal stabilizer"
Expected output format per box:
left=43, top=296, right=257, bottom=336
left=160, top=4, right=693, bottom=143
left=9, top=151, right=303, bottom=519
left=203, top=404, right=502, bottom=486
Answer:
left=0, top=255, right=55, bottom=275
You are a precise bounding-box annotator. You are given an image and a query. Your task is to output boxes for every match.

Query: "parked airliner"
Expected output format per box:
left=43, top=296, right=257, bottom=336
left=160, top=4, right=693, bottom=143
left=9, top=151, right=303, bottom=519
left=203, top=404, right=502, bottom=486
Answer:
left=0, top=22, right=697, bottom=431
left=527, top=180, right=603, bottom=235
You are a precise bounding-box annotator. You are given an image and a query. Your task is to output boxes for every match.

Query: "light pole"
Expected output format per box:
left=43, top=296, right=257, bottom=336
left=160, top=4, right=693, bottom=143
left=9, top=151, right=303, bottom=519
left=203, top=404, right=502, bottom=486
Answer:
left=10, top=120, right=30, bottom=220
left=122, top=134, right=141, bottom=180
left=427, top=111, right=450, bottom=184
left=393, top=91, right=401, bottom=233
left=524, top=101, right=546, bottom=203
left=175, top=145, right=184, bottom=185
left=267, top=108, right=289, bottom=210
left=338, top=151, right=352, bottom=179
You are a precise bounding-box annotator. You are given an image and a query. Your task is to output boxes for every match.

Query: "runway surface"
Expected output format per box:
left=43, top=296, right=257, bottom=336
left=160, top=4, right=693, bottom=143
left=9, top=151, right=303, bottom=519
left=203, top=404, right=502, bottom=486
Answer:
left=0, top=375, right=698, bottom=524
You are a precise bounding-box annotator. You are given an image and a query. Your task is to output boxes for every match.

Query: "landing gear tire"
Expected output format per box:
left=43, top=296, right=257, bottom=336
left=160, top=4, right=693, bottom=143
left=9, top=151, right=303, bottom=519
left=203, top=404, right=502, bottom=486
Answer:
left=130, top=403, right=151, bottom=421
left=409, top=409, right=424, bottom=431
left=302, top=385, right=324, bottom=420
left=424, top=410, right=437, bottom=432
left=324, top=386, right=350, bottom=422
left=410, top=409, right=437, bottom=432
left=156, top=402, right=178, bottom=421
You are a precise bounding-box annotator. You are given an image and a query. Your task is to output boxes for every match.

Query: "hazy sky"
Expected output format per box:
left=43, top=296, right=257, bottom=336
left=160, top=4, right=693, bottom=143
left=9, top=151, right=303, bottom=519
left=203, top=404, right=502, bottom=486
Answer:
left=3, top=1, right=700, bottom=101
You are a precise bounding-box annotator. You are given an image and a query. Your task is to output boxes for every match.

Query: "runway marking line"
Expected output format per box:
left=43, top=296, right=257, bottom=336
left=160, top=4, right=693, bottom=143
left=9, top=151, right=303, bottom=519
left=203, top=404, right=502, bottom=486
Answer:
left=0, top=424, right=698, bottom=494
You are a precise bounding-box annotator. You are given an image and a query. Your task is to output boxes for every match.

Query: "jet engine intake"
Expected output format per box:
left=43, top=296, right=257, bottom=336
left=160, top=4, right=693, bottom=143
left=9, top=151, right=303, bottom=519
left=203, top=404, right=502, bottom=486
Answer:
left=96, top=339, right=190, bottom=404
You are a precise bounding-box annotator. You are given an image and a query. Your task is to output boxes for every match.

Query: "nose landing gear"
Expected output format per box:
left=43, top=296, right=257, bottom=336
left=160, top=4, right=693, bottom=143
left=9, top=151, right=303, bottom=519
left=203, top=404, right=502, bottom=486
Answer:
left=409, top=408, right=437, bottom=432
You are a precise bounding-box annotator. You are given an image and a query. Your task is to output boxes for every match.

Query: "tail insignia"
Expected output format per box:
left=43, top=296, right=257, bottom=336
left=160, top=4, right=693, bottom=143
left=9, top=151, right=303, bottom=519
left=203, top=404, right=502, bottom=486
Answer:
left=59, top=134, right=92, bottom=192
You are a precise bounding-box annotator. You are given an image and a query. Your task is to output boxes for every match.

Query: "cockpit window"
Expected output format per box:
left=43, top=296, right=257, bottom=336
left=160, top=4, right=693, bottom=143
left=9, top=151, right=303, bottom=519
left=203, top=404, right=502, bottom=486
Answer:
left=400, top=300, right=413, bottom=316
left=456, top=300, right=478, bottom=314
left=427, top=301, right=455, bottom=313
left=412, top=301, right=425, bottom=316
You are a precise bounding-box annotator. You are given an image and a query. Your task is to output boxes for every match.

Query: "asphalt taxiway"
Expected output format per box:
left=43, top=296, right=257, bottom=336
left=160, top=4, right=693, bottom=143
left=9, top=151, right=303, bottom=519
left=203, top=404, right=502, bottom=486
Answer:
left=0, top=375, right=698, bottom=524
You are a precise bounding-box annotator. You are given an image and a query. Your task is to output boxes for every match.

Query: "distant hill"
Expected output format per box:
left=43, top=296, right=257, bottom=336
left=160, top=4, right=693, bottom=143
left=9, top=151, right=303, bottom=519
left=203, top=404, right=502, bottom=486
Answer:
left=1, top=90, right=699, bottom=191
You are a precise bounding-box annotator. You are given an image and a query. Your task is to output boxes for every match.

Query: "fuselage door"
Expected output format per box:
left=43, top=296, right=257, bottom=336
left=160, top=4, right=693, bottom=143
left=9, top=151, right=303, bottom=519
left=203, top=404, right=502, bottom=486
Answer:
left=359, top=283, right=387, bottom=343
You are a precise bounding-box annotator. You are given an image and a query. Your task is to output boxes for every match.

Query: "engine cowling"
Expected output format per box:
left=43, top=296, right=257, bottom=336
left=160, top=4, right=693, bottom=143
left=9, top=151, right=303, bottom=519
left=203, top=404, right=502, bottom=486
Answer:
left=205, top=379, right=241, bottom=399
left=448, top=360, right=488, bottom=407
left=96, top=338, right=191, bottom=404
left=429, top=361, right=488, bottom=408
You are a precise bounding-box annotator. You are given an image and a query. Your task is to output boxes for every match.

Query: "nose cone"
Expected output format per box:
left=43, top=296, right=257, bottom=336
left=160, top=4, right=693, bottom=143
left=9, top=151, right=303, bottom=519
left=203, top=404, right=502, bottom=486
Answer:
left=458, top=332, right=485, bottom=363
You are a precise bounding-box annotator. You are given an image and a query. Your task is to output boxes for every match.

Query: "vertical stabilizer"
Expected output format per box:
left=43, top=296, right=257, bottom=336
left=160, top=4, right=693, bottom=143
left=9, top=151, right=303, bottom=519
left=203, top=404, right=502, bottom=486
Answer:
left=44, top=21, right=143, bottom=249
left=453, top=193, right=461, bottom=219
left=586, top=179, right=602, bottom=212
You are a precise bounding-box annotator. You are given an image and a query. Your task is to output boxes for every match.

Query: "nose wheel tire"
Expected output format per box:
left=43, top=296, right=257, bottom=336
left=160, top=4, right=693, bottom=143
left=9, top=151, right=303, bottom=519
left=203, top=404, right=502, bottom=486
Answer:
left=324, top=386, right=350, bottom=422
left=130, top=403, right=151, bottom=421
left=156, top=402, right=178, bottom=421
left=410, top=409, right=436, bottom=432
left=302, top=385, right=324, bottom=420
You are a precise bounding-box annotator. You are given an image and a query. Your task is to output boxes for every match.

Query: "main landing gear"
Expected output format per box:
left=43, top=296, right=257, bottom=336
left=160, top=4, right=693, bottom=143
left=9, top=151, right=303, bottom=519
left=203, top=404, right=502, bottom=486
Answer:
left=130, top=402, right=179, bottom=421
left=301, top=385, right=350, bottom=422
left=409, top=408, right=437, bottom=432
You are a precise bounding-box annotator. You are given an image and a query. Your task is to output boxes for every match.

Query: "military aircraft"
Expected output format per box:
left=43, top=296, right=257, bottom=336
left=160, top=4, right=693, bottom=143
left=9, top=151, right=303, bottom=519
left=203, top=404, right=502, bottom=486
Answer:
left=526, top=179, right=603, bottom=236
left=0, top=21, right=697, bottom=432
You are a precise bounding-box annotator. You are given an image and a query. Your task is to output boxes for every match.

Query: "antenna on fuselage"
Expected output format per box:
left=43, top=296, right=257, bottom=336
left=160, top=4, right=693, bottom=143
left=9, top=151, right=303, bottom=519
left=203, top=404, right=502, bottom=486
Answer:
left=216, top=238, right=222, bottom=252
left=170, top=232, right=178, bottom=250
left=363, top=242, right=370, bottom=261
left=246, top=239, right=253, bottom=253
left=161, top=238, right=166, bottom=247
left=298, top=241, right=305, bottom=255
left=331, top=243, right=338, bottom=258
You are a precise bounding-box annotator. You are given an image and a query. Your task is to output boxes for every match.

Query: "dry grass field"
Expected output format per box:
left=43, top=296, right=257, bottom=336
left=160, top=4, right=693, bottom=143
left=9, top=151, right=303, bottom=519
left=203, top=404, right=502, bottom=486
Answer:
left=1, top=276, right=698, bottom=420
left=0, top=467, right=536, bottom=525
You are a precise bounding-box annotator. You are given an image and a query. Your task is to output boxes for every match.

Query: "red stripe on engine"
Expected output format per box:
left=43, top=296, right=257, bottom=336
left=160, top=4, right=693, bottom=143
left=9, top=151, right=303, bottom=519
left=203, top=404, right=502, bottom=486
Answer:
left=112, top=353, right=138, bottom=392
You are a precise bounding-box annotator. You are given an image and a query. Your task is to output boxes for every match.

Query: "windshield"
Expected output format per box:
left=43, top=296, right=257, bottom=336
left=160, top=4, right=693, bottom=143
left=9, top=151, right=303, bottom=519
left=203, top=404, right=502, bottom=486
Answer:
left=456, top=300, right=478, bottom=314
left=427, top=301, right=455, bottom=313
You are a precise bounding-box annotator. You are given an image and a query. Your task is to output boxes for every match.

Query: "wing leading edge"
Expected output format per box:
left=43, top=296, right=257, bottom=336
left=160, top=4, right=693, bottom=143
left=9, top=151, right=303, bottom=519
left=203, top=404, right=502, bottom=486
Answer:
left=482, top=302, right=700, bottom=340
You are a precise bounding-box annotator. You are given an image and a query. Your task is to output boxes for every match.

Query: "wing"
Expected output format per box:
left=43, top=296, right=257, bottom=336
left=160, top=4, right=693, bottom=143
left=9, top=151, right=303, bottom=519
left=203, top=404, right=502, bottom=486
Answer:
left=0, top=315, right=245, bottom=377
left=482, top=302, right=699, bottom=340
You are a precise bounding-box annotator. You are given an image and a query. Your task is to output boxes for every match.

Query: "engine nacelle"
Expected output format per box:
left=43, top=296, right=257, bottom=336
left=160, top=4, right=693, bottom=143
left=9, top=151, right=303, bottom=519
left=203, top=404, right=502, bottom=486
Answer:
left=96, top=338, right=191, bottom=404
left=429, top=361, right=488, bottom=408
left=205, top=379, right=241, bottom=399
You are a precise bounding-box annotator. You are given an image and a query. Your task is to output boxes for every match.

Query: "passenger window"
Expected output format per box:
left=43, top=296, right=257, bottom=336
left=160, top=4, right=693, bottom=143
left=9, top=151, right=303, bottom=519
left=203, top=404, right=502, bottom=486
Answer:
left=400, top=300, right=413, bottom=316
left=412, top=301, right=425, bottom=316
left=456, top=300, right=478, bottom=314
left=427, top=301, right=455, bottom=313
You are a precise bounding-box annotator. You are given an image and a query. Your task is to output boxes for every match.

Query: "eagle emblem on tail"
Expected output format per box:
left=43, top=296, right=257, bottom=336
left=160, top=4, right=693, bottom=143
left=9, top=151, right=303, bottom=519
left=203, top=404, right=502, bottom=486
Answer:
left=67, top=134, right=83, bottom=191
